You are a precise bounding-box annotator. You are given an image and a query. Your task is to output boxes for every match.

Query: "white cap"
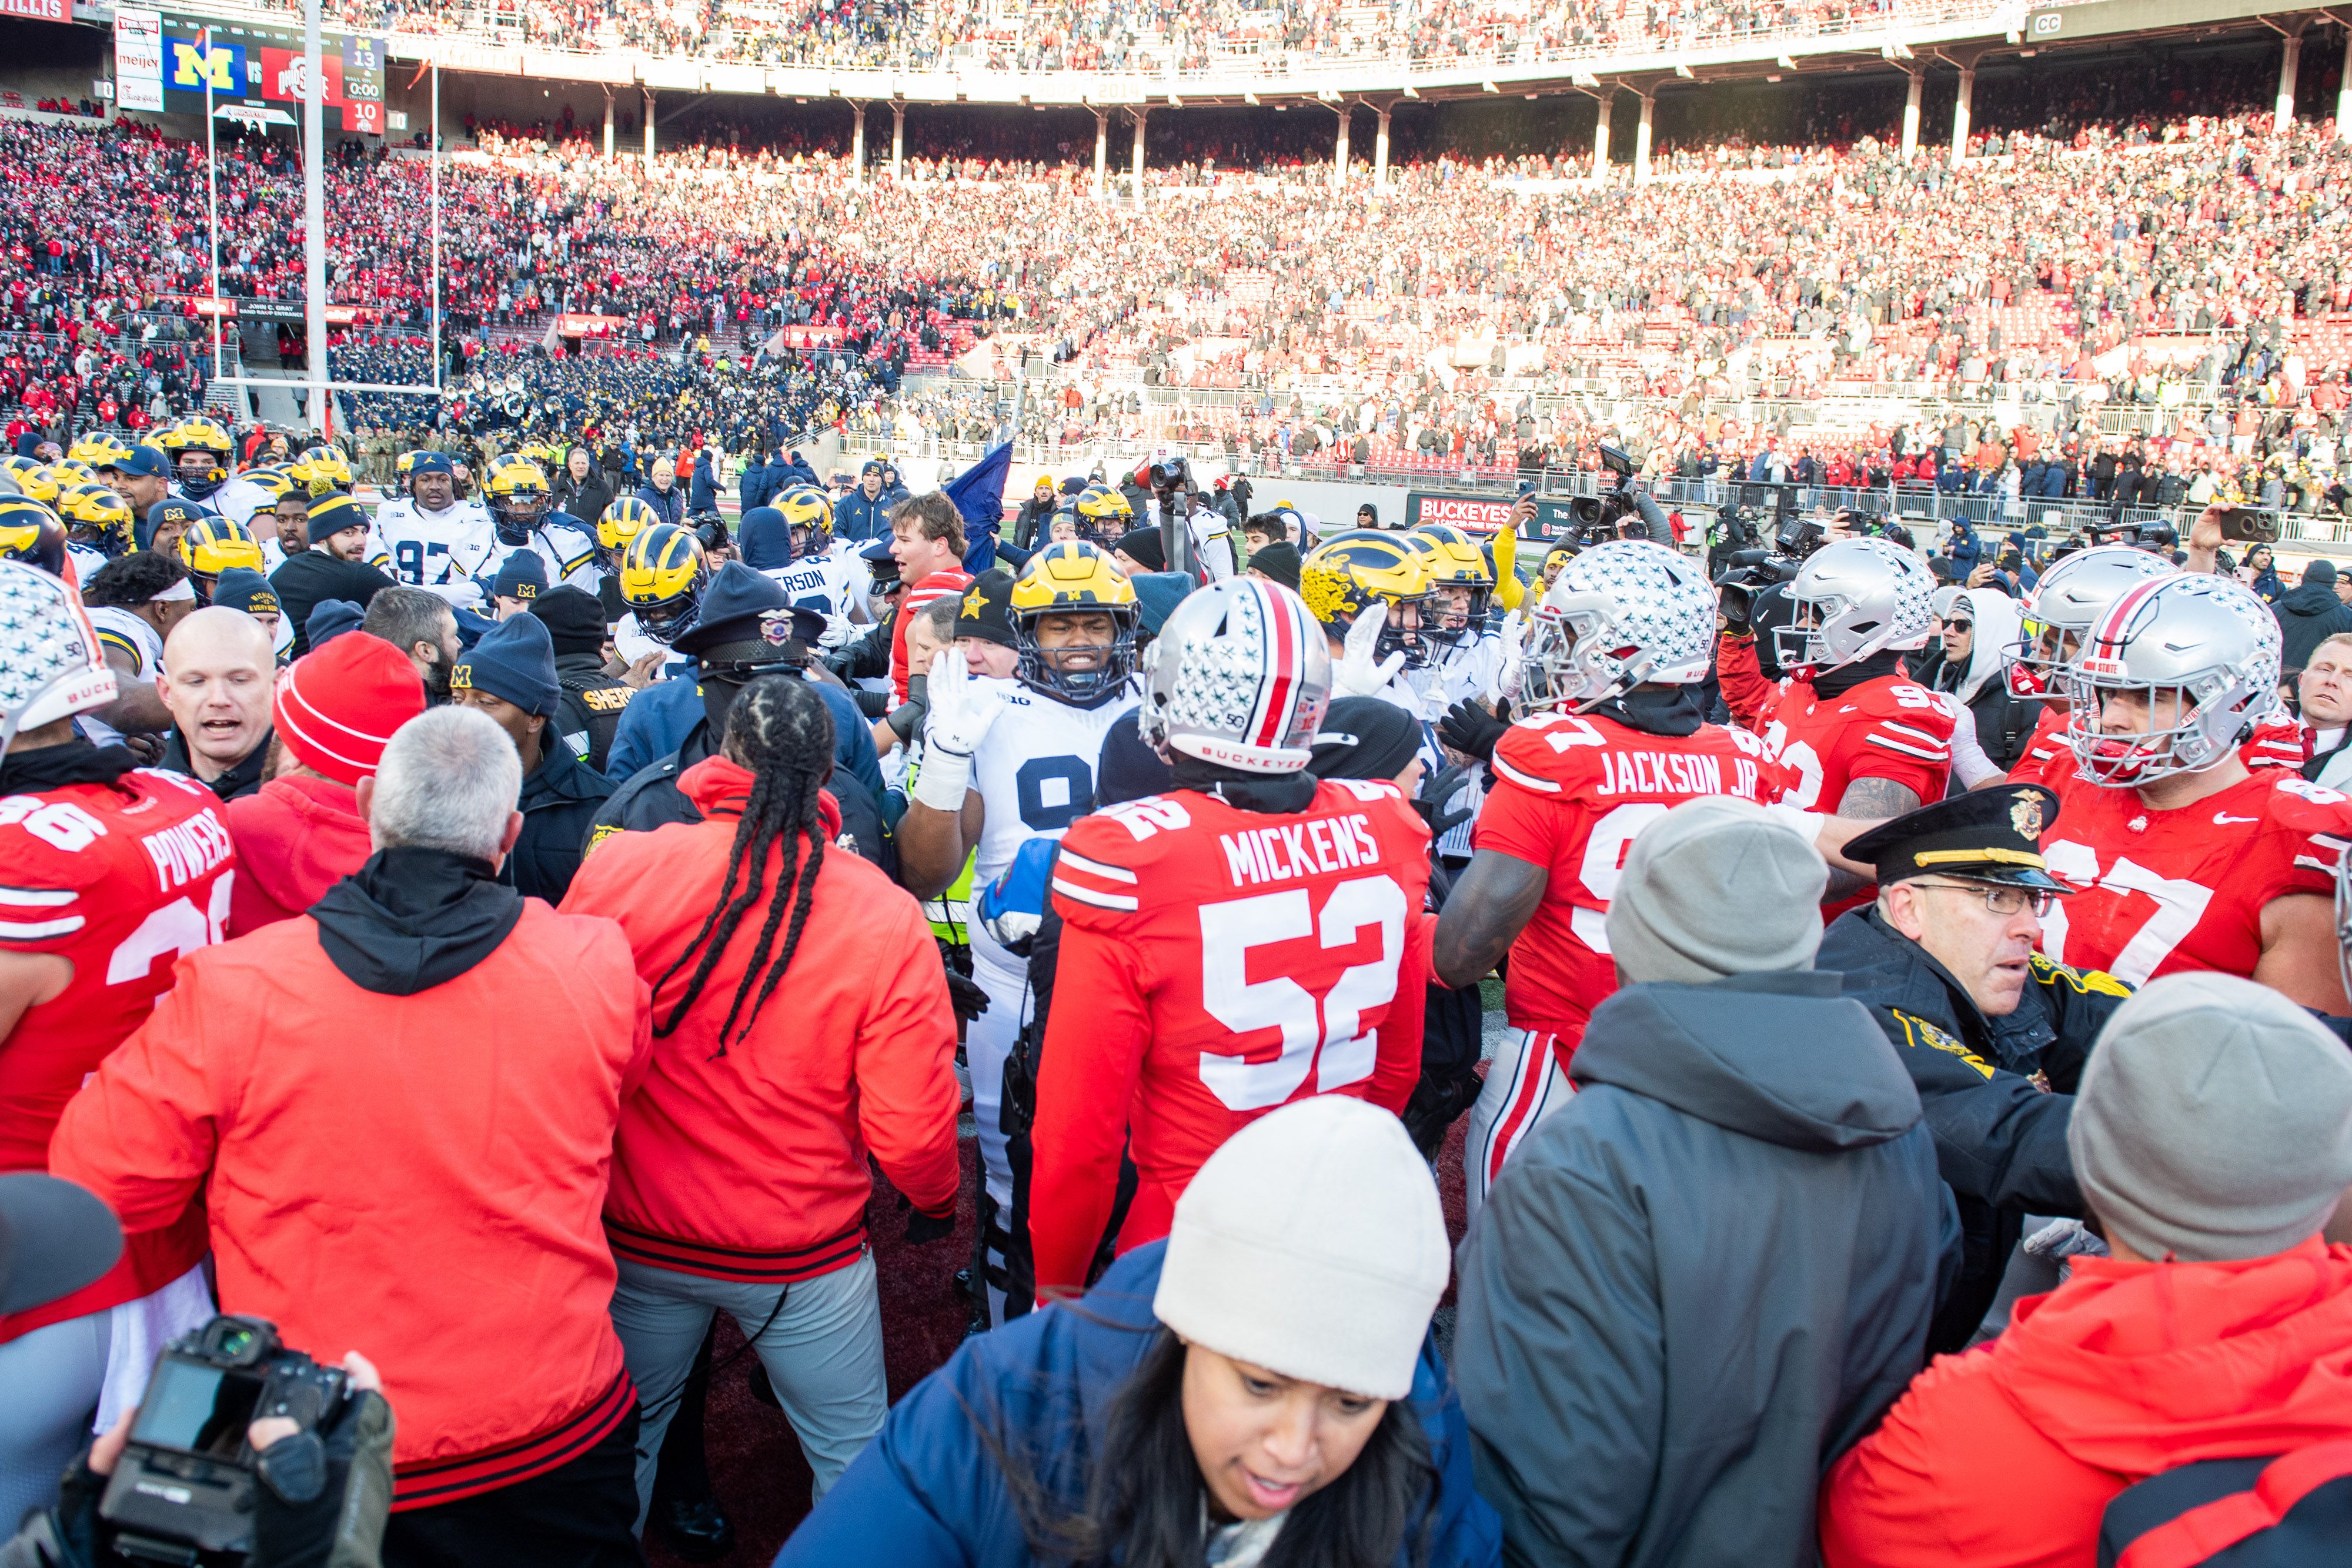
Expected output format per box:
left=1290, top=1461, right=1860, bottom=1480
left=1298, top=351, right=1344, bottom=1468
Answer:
left=1152, top=1098, right=1447, bottom=1402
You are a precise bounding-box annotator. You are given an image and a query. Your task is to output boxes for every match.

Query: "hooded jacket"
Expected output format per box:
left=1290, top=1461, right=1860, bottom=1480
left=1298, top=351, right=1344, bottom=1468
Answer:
left=222, top=773, right=371, bottom=932
left=1821, top=1238, right=2352, bottom=1568
left=2274, top=570, right=2352, bottom=673
left=563, top=755, right=959, bottom=1282
left=49, top=847, right=650, bottom=1507
left=778, top=1239, right=1502, bottom=1568
left=1452, top=972, right=1955, bottom=1568
left=501, top=740, right=612, bottom=905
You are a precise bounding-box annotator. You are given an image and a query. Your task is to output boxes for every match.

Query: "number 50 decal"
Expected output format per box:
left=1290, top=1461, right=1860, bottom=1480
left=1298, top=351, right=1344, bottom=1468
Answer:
left=1197, top=875, right=1406, bottom=1111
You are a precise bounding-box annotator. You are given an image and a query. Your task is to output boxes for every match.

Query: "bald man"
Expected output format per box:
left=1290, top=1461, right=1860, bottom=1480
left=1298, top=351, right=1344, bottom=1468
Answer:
left=157, top=606, right=278, bottom=801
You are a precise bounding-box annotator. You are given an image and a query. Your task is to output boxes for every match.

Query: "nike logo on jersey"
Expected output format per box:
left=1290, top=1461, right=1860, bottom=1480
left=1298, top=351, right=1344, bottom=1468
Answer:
left=2213, top=813, right=2260, bottom=825
left=1221, top=815, right=1382, bottom=888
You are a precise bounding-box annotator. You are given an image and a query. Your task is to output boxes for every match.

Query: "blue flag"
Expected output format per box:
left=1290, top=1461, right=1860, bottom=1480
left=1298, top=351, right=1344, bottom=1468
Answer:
left=947, top=441, right=1014, bottom=575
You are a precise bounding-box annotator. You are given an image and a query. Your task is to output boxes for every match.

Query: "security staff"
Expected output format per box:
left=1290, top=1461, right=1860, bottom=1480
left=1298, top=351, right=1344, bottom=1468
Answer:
left=589, top=563, right=887, bottom=867
left=530, top=585, right=634, bottom=774
left=1818, top=784, right=2131, bottom=1352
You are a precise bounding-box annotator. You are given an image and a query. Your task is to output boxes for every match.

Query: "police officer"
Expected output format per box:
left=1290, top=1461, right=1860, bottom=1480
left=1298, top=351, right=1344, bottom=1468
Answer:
left=530, top=584, right=633, bottom=775
left=589, top=563, right=887, bottom=865
left=447, top=613, right=614, bottom=904
left=1818, top=784, right=2131, bottom=1351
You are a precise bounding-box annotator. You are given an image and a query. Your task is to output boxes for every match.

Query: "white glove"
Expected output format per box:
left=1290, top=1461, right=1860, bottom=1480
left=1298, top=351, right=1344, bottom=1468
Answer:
left=910, top=646, right=1005, bottom=813
left=1330, top=605, right=1407, bottom=699
left=818, top=611, right=858, bottom=650
left=1495, top=613, right=1528, bottom=703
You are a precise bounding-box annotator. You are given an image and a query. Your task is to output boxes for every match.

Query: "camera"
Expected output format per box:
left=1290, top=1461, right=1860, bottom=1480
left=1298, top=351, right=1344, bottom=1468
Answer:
left=101, top=1316, right=349, bottom=1562
left=1710, top=484, right=1830, bottom=626
left=1564, top=444, right=1655, bottom=546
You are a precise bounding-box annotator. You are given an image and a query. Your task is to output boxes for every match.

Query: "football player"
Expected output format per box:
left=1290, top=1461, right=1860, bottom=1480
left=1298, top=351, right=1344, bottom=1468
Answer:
left=0, top=560, right=228, bottom=1463
left=897, top=540, right=1143, bottom=1325
left=176, top=515, right=266, bottom=606
left=1298, top=530, right=1441, bottom=714
left=2042, top=572, right=2352, bottom=1011
left=0, top=495, right=70, bottom=582
left=1406, top=523, right=1505, bottom=866
left=613, top=520, right=709, bottom=670
left=371, top=451, right=497, bottom=608
left=1027, top=576, right=1432, bottom=1299
left=56, top=485, right=134, bottom=581
left=155, top=419, right=237, bottom=516
left=1434, top=541, right=1800, bottom=1221
left=1718, top=536, right=1956, bottom=910
left=482, top=454, right=600, bottom=595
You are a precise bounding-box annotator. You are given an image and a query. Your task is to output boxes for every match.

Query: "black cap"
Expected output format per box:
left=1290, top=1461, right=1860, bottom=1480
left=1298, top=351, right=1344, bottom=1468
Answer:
left=0, top=1173, right=123, bottom=1315
left=529, top=584, right=609, bottom=656
left=955, top=570, right=1018, bottom=649
left=1843, top=784, right=2065, bottom=891
left=676, top=560, right=823, bottom=662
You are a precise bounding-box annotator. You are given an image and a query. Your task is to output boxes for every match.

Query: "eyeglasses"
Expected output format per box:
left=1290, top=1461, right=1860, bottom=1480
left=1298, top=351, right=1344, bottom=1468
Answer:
left=1911, top=881, right=2056, bottom=917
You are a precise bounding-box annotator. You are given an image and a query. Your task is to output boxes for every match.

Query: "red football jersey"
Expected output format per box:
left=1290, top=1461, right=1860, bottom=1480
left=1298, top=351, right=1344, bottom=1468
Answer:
left=2038, top=770, right=2352, bottom=986
left=1476, top=710, right=1793, bottom=1051
left=1028, top=778, right=1434, bottom=1295
left=0, top=767, right=232, bottom=1340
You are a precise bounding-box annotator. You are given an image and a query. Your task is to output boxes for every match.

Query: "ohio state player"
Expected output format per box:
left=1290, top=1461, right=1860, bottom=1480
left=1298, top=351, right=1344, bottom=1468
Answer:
left=2042, top=572, right=2352, bottom=1011
left=0, top=561, right=230, bottom=1500
left=1434, top=541, right=1800, bottom=1222
left=1718, top=537, right=1957, bottom=911
left=1026, top=578, right=1433, bottom=1299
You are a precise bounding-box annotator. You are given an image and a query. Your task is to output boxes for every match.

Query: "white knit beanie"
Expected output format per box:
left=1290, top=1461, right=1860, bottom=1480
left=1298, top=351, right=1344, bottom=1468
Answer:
left=1152, top=1097, right=1448, bottom=1402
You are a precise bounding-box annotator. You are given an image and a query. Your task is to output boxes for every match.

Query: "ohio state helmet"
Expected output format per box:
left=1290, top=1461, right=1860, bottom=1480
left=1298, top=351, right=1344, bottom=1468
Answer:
left=0, top=560, right=115, bottom=761
left=1140, top=577, right=1331, bottom=774
left=2003, top=545, right=2177, bottom=700
left=2064, top=573, right=2281, bottom=786
left=1775, top=537, right=1935, bottom=674
left=1519, top=540, right=1715, bottom=713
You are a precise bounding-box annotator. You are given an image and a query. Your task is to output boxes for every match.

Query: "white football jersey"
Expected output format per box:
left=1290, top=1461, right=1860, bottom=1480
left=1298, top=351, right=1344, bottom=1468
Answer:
left=759, top=543, right=862, bottom=623
left=970, top=677, right=1143, bottom=892
left=372, top=497, right=498, bottom=607
left=212, top=473, right=283, bottom=533
left=82, top=606, right=163, bottom=747
left=484, top=520, right=602, bottom=597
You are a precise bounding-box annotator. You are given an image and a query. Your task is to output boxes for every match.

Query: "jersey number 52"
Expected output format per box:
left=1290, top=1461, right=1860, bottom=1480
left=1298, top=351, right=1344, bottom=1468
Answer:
left=1196, top=874, right=1407, bottom=1112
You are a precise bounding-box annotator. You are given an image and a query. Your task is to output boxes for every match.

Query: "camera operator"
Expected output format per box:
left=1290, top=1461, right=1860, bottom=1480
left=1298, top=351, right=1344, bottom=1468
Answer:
left=0, top=1175, right=395, bottom=1568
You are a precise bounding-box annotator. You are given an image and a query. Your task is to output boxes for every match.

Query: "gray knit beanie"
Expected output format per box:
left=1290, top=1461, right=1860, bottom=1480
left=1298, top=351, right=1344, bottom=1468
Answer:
left=2070, top=972, right=2352, bottom=1263
left=1604, top=797, right=1828, bottom=984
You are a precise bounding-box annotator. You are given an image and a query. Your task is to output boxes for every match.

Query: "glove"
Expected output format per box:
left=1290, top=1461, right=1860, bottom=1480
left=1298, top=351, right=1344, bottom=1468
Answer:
left=945, top=970, right=991, bottom=1027
left=1330, top=604, right=1406, bottom=698
left=976, top=837, right=1057, bottom=954
left=904, top=1206, right=957, bottom=1246
left=2022, top=1217, right=2110, bottom=1262
left=1495, top=613, right=1528, bottom=703
left=253, top=1387, right=395, bottom=1568
left=818, top=611, right=859, bottom=650
left=911, top=647, right=1006, bottom=813
left=1413, top=763, right=1474, bottom=840
left=885, top=697, right=928, bottom=744
left=1438, top=699, right=1509, bottom=764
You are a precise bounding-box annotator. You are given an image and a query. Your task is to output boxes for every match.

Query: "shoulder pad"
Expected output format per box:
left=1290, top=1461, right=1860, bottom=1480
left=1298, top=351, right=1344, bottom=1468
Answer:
left=1886, top=1009, right=1996, bottom=1081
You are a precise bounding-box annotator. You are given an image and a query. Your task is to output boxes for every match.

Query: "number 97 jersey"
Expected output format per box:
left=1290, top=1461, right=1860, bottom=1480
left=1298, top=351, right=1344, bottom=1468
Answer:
left=1026, top=778, right=1434, bottom=1295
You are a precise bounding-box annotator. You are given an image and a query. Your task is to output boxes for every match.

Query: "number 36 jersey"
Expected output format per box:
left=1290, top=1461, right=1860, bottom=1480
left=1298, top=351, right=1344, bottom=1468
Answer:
left=2037, top=771, right=2352, bottom=986
left=1027, top=780, right=1434, bottom=1295
left=1478, top=710, right=1796, bottom=1053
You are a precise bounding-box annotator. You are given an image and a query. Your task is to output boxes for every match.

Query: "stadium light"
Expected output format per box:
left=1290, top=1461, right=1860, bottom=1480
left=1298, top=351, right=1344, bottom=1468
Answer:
left=1571, top=70, right=1599, bottom=87
left=1403, top=85, right=1419, bottom=98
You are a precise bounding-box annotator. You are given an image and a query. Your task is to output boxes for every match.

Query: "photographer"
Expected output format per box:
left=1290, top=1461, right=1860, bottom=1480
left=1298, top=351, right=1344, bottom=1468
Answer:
left=0, top=1175, right=395, bottom=1568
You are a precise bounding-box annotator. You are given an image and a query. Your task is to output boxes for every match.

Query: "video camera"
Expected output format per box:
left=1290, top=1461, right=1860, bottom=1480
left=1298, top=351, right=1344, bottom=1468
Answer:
left=101, top=1315, right=350, bottom=1562
left=1562, top=444, right=1656, bottom=546
left=1710, top=483, right=1830, bottom=624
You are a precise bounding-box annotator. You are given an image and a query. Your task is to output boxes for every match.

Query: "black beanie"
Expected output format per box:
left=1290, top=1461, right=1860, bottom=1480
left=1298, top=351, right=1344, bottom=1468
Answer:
left=1309, top=697, right=1424, bottom=781
left=1114, top=526, right=1167, bottom=573
left=1246, top=540, right=1302, bottom=592
left=1095, top=710, right=1175, bottom=807
left=529, top=584, right=609, bottom=656
left=956, top=569, right=1019, bottom=648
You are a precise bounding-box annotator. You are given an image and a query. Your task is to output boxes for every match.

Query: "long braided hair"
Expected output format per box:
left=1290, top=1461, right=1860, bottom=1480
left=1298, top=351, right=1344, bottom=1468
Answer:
left=652, top=674, right=836, bottom=1054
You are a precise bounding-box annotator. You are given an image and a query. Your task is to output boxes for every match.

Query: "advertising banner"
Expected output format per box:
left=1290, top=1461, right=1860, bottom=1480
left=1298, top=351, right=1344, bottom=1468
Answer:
left=1402, top=488, right=1569, bottom=540
left=113, top=6, right=166, bottom=112
left=0, top=0, right=68, bottom=23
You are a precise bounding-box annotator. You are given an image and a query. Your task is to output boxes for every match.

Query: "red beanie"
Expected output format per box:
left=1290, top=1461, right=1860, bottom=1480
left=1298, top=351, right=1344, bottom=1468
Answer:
left=274, top=631, right=427, bottom=785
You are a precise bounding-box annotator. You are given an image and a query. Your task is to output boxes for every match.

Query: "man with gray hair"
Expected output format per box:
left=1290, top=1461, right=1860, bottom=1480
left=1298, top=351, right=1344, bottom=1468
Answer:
left=52, top=705, right=655, bottom=1568
left=1453, top=796, right=1954, bottom=1568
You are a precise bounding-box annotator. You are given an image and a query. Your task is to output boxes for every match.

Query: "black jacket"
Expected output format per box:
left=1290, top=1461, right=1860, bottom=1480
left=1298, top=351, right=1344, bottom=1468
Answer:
left=158, top=726, right=270, bottom=801
left=1819, top=908, right=2129, bottom=1350
left=500, top=741, right=613, bottom=904
left=551, top=651, right=634, bottom=775
left=1453, top=971, right=1954, bottom=1568
left=2274, top=582, right=2352, bottom=673
left=588, top=720, right=890, bottom=872
left=269, top=552, right=397, bottom=658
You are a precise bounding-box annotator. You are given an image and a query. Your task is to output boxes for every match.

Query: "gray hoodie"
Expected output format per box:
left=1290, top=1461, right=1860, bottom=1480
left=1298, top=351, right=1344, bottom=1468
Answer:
left=1452, top=970, right=1956, bottom=1568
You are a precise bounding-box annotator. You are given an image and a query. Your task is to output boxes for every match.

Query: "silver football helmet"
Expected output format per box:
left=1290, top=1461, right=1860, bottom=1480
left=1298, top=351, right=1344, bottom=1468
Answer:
left=1775, top=537, right=1935, bottom=674
left=2063, top=573, right=2281, bottom=785
left=0, top=560, right=115, bottom=763
left=2003, top=545, right=2177, bottom=700
left=1518, top=540, right=1715, bottom=712
left=1140, top=577, right=1331, bottom=774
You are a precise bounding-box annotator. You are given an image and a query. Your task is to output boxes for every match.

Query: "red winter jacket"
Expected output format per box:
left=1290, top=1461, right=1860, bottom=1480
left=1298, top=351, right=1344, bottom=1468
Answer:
left=222, top=775, right=371, bottom=932
left=562, top=755, right=960, bottom=1283
left=1820, top=1238, right=2352, bottom=1567
left=50, top=901, right=651, bottom=1509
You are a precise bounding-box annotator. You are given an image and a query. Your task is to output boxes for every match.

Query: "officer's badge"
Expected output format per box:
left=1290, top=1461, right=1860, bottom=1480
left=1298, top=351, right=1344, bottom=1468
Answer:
left=2010, top=791, right=2044, bottom=840
left=963, top=584, right=988, bottom=617
left=760, top=610, right=793, bottom=646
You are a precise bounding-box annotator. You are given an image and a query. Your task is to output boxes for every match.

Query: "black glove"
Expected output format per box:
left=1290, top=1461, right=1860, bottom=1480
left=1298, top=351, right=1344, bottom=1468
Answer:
left=1718, top=584, right=1752, bottom=636
left=904, top=1206, right=957, bottom=1246
left=885, top=697, right=928, bottom=743
left=945, top=971, right=991, bottom=1027
left=1438, top=700, right=1509, bottom=764
left=253, top=1388, right=395, bottom=1568
left=1413, top=763, right=1473, bottom=840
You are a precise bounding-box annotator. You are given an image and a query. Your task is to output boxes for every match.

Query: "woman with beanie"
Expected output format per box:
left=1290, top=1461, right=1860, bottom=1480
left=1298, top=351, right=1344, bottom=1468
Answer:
left=560, top=675, right=961, bottom=1520
left=777, top=1096, right=1502, bottom=1568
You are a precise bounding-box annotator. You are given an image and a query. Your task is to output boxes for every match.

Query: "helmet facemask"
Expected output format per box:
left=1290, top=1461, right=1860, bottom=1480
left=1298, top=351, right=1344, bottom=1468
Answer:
left=1017, top=606, right=1138, bottom=702
left=2063, top=668, right=2253, bottom=785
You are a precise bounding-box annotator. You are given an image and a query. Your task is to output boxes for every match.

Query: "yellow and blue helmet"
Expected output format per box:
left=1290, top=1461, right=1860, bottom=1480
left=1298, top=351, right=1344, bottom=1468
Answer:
left=619, top=521, right=707, bottom=643
left=0, top=496, right=69, bottom=578
left=598, top=494, right=659, bottom=556
left=179, top=514, right=266, bottom=596
left=1299, top=529, right=1438, bottom=668
left=774, top=483, right=833, bottom=551
left=485, top=456, right=552, bottom=546
left=1008, top=540, right=1140, bottom=702
left=66, top=433, right=133, bottom=473
left=58, top=484, right=135, bottom=558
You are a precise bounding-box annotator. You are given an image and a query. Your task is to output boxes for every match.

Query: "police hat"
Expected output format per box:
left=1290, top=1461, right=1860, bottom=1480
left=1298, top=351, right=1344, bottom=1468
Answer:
left=1843, top=784, right=2066, bottom=892
left=674, top=560, right=824, bottom=662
